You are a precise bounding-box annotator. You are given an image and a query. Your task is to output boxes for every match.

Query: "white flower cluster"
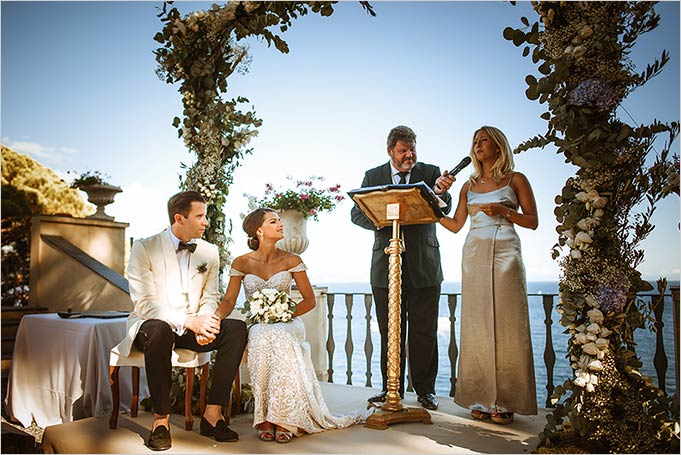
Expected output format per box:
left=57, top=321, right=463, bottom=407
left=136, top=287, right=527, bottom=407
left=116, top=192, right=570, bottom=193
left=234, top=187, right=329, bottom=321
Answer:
left=183, top=152, right=226, bottom=203
left=573, top=370, right=599, bottom=393
left=567, top=300, right=613, bottom=392
left=565, top=189, right=607, bottom=259
left=575, top=189, right=607, bottom=210
left=242, top=288, right=296, bottom=325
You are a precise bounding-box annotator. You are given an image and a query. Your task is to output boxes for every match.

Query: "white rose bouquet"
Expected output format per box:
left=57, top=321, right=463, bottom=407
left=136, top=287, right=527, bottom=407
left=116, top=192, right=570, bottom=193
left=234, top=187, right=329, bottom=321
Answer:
left=242, top=288, right=296, bottom=324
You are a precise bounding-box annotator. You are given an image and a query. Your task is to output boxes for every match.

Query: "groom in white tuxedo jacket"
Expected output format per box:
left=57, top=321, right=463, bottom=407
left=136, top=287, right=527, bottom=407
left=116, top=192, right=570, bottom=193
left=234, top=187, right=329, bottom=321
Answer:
left=118, top=190, right=247, bottom=451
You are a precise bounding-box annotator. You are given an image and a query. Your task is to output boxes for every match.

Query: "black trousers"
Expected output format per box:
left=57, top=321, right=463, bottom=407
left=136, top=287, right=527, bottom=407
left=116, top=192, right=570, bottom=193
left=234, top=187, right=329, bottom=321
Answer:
left=372, top=283, right=440, bottom=396
left=134, top=318, right=248, bottom=416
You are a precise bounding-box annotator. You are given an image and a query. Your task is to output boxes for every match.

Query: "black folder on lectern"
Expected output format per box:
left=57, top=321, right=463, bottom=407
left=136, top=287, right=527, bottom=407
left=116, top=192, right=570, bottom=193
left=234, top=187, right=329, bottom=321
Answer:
left=348, top=182, right=445, bottom=228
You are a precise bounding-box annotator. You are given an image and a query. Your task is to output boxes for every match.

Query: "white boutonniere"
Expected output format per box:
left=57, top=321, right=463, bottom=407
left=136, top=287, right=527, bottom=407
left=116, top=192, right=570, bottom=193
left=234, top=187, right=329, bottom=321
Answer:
left=195, top=261, right=208, bottom=275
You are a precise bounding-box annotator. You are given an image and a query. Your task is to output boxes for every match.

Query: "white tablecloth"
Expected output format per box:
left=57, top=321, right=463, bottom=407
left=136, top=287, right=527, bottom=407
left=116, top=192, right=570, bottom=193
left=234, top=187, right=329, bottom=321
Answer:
left=5, top=313, right=148, bottom=427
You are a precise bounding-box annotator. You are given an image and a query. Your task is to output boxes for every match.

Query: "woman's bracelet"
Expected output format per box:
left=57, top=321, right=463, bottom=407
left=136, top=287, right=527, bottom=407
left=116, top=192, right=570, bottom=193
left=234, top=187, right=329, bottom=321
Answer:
left=503, top=208, right=514, bottom=219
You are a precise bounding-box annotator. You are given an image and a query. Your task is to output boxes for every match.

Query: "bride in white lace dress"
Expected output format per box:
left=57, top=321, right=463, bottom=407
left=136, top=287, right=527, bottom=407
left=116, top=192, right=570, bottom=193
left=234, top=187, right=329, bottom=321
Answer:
left=216, top=208, right=372, bottom=443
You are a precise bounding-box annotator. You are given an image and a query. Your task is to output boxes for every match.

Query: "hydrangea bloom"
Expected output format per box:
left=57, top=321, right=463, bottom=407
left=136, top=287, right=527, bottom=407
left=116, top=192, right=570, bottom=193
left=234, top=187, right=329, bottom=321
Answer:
left=597, top=284, right=627, bottom=313
left=568, top=79, right=618, bottom=112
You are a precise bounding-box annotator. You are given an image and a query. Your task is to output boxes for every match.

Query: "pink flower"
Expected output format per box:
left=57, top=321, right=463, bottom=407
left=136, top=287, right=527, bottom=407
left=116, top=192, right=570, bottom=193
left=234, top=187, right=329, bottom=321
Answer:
left=299, top=194, right=310, bottom=200
left=335, top=195, right=344, bottom=201
left=309, top=208, right=317, bottom=215
left=329, top=185, right=341, bottom=192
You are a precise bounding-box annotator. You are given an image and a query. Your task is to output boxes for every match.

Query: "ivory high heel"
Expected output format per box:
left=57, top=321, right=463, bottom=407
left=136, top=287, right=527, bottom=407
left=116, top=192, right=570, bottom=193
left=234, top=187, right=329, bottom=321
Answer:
left=257, top=430, right=275, bottom=442
left=275, top=429, right=294, bottom=443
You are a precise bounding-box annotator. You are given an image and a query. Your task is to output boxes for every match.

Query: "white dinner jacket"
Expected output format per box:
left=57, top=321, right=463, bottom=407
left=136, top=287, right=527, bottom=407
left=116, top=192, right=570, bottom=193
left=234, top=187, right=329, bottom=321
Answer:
left=115, top=229, right=220, bottom=357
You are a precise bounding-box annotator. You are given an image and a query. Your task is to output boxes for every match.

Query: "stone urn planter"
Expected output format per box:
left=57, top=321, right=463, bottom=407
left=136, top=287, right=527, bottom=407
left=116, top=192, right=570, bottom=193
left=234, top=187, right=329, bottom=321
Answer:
left=79, top=184, right=122, bottom=221
left=276, top=209, right=309, bottom=254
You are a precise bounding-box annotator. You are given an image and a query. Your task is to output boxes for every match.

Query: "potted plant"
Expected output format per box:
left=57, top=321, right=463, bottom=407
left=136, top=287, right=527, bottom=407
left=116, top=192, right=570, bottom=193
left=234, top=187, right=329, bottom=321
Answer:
left=246, top=176, right=345, bottom=254
left=69, top=170, right=122, bottom=221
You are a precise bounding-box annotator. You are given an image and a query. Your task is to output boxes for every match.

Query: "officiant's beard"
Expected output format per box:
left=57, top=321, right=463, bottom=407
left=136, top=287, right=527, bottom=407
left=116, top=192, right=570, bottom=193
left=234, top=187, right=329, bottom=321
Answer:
left=393, top=157, right=415, bottom=171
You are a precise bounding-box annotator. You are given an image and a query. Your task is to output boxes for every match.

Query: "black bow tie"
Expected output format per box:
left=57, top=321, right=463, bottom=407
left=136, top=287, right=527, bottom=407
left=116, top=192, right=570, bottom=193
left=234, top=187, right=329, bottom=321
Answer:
left=177, top=241, right=197, bottom=253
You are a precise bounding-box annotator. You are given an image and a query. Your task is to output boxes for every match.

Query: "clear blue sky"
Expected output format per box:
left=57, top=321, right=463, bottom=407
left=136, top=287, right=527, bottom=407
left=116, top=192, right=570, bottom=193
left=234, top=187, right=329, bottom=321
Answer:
left=2, top=0, right=679, bottom=284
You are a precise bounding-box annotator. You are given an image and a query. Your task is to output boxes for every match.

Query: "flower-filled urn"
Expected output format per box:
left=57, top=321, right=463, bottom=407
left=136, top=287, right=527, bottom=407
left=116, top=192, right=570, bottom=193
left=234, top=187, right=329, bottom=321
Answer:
left=276, top=209, right=309, bottom=255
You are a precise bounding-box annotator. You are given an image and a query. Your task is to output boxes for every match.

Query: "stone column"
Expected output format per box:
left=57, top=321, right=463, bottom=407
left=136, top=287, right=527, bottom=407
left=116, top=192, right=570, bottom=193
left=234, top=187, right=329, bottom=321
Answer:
left=293, top=286, right=329, bottom=382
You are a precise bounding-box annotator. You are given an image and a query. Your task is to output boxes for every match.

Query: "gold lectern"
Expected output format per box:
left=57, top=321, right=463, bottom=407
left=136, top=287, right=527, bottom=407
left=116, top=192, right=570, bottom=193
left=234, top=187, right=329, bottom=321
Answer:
left=349, top=182, right=445, bottom=430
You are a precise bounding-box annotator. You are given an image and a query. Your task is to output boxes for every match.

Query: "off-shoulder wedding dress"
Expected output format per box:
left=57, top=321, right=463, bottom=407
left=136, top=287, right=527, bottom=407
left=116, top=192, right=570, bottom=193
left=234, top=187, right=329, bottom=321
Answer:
left=230, top=262, right=372, bottom=436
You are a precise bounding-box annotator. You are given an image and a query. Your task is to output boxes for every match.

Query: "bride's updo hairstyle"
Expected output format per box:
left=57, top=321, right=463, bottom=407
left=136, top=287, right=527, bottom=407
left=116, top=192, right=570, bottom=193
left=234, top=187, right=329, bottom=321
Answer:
left=242, top=207, right=278, bottom=250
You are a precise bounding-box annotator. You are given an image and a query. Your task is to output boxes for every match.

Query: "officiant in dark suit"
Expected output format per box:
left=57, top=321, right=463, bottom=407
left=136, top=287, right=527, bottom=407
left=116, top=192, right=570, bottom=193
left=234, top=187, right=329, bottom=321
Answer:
left=350, top=125, right=455, bottom=410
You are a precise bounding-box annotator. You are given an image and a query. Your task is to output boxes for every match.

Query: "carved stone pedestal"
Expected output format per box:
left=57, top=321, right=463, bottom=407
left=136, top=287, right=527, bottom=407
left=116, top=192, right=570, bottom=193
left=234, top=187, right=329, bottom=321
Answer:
left=28, top=215, right=131, bottom=312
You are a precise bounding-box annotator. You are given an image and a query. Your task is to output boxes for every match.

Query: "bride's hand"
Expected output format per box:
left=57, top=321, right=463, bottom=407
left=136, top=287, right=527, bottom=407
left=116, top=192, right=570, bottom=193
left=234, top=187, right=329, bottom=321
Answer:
left=196, top=333, right=215, bottom=345
left=186, top=314, right=220, bottom=339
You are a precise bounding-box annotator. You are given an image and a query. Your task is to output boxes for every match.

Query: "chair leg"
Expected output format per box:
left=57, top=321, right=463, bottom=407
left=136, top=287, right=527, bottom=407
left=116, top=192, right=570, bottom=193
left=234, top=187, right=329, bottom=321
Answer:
left=225, top=399, right=232, bottom=425
left=109, top=366, right=120, bottom=430
left=184, top=367, right=194, bottom=431
left=199, top=364, right=208, bottom=416
left=131, top=367, right=140, bottom=418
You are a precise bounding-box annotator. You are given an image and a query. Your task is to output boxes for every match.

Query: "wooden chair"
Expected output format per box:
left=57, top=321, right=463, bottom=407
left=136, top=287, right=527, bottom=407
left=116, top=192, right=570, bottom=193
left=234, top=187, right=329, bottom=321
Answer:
left=109, top=346, right=211, bottom=431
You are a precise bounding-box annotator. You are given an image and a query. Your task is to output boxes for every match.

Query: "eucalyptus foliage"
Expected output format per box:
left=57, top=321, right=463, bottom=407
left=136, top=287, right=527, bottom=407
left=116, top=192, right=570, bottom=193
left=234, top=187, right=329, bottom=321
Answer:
left=505, top=1, right=678, bottom=452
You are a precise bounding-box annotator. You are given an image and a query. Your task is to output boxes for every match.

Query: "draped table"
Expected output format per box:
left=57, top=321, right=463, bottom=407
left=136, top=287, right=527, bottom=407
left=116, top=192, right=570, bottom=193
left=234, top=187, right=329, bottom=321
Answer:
left=4, top=313, right=148, bottom=427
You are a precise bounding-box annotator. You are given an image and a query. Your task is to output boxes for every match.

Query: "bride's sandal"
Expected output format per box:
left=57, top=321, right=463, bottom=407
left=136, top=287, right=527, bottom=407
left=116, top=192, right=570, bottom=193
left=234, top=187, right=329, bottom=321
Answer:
left=275, top=429, right=294, bottom=444
left=258, top=430, right=275, bottom=442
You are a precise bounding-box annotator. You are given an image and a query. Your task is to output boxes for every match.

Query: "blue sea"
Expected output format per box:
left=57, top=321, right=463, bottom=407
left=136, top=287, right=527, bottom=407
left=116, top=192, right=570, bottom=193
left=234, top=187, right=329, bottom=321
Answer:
left=315, top=281, right=679, bottom=405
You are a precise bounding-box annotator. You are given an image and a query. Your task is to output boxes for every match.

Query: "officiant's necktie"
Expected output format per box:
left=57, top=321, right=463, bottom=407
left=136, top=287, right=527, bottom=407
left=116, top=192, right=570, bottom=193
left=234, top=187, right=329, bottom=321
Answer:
left=177, top=241, right=197, bottom=253
left=398, top=171, right=409, bottom=184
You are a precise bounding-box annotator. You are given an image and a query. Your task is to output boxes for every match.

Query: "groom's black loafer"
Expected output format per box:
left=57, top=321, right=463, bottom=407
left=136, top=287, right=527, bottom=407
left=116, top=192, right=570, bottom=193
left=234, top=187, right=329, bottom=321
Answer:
left=200, top=417, right=238, bottom=442
left=367, top=390, right=404, bottom=403
left=367, top=391, right=388, bottom=403
left=147, top=425, right=172, bottom=451
left=417, top=393, right=439, bottom=410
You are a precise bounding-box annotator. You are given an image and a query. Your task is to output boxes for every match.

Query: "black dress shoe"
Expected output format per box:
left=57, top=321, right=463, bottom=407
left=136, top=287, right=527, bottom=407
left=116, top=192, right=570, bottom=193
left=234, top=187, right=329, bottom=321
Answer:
left=367, top=391, right=387, bottom=403
left=417, top=393, right=439, bottom=410
left=200, top=417, right=238, bottom=442
left=367, top=390, right=404, bottom=403
left=147, top=425, right=172, bottom=451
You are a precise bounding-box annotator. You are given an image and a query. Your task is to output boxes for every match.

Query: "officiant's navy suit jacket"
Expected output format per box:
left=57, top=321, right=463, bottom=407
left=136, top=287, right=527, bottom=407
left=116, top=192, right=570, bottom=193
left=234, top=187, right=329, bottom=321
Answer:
left=351, top=161, right=452, bottom=288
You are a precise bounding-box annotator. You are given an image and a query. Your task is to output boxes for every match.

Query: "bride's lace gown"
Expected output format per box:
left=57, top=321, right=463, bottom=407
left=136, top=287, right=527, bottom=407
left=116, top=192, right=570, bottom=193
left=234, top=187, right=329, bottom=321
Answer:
left=230, top=262, right=372, bottom=435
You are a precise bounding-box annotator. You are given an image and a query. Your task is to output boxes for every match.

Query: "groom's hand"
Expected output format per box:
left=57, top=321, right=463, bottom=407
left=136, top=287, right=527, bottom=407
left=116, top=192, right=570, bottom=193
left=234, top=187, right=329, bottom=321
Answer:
left=186, top=314, right=221, bottom=340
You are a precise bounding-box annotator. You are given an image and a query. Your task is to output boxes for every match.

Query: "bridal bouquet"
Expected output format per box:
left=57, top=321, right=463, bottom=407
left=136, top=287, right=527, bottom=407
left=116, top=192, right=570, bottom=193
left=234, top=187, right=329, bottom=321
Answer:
left=242, top=288, right=296, bottom=324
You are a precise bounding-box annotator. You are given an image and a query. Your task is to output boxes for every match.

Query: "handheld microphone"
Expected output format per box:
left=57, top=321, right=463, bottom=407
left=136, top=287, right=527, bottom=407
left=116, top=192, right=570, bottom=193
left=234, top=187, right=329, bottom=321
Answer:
left=434, top=156, right=472, bottom=192
left=447, top=156, right=472, bottom=176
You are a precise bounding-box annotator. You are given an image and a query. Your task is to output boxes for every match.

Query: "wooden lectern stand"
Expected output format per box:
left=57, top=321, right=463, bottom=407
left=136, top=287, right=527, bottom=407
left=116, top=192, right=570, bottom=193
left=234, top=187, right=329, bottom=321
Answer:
left=349, top=183, right=445, bottom=430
